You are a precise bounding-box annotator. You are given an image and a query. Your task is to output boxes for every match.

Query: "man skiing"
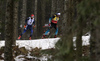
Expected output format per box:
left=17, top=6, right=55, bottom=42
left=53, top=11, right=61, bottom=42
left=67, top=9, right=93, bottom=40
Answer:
left=18, top=14, right=35, bottom=40
left=42, top=12, right=61, bottom=38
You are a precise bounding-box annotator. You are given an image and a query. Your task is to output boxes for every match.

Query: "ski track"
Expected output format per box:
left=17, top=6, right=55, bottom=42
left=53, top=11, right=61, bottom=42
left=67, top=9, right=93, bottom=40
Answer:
left=0, top=38, right=60, bottom=50
left=0, top=35, right=90, bottom=50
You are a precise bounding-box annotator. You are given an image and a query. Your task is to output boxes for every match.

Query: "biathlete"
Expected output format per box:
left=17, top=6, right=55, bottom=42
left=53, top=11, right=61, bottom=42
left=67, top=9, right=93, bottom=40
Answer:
left=42, top=13, right=61, bottom=38
left=18, top=14, right=35, bottom=40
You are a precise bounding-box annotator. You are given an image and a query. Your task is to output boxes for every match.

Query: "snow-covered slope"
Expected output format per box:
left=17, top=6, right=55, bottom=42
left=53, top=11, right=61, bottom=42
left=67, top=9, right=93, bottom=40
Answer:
left=0, top=36, right=90, bottom=61
left=0, top=35, right=90, bottom=50
left=0, top=38, right=60, bottom=50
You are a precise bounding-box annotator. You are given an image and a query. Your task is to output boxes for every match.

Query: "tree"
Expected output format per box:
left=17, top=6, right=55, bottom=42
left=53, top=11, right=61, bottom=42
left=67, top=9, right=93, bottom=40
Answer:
left=51, top=0, right=57, bottom=15
left=76, top=15, right=83, bottom=61
left=0, top=0, right=6, bottom=40
left=95, top=21, right=100, bottom=61
left=21, top=0, right=27, bottom=39
left=13, top=0, right=19, bottom=45
left=76, top=0, right=83, bottom=61
left=77, top=0, right=100, bottom=61
left=90, top=21, right=96, bottom=61
left=37, top=0, right=46, bottom=38
left=62, top=0, right=67, bottom=32
left=94, top=1, right=100, bottom=61
left=55, top=0, right=74, bottom=61
left=4, top=0, right=14, bottom=61
left=40, top=0, right=45, bottom=37
left=34, top=0, right=38, bottom=38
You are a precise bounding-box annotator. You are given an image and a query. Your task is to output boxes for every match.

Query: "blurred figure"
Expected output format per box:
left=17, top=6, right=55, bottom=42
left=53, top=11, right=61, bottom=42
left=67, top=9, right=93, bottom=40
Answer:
left=42, top=12, right=61, bottom=38
left=18, top=14, right=35, bottom=40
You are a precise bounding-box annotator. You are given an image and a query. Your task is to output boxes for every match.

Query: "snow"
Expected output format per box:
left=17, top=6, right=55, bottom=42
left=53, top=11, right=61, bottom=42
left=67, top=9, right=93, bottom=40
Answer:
left=14, top=54, right=51, bottom=61
left=14, top=51, right=51, bottom=61
left=1, top=53, right=4, bottom=58
left=0, top=60, right=4, bottom=61
left=0, top=35, right=90, bottom=50
left=0, top=41, right=5, bottom=48
left=0, top=36, right=90, bottom=61
left=0, top=34, right=90, bottom=50
left=14, top=55, right=26, bottom=61
left=0, top=38, right=60, bottom=50
left=73, top=34, right=90, bottom=46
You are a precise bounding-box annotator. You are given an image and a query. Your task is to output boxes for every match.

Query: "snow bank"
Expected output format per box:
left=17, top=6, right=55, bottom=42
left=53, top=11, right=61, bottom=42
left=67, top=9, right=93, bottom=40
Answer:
left=73, top=34, right=90, bottom=46
left=0, top=35, right=90, bottom=50
left=0, top=38, right=60, bottom=50
left=0, top=36, right=90, bottom=61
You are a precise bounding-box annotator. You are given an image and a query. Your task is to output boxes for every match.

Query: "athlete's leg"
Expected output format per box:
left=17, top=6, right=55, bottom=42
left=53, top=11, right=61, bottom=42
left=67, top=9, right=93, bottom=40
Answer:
left=54, top=25, right=58, bottom=38
left=20, top=25, right=29, bottom=36
left=18, top=26, right=28, bottom=39
left=20, top=29, right=27, bottom=36
left=44, top=28, right=50, bottom=35
left=55, top=27, right=58, bottom=35
left=30, top=29, right=33, bottom=37
left=29, top=26, right=33, bottom=40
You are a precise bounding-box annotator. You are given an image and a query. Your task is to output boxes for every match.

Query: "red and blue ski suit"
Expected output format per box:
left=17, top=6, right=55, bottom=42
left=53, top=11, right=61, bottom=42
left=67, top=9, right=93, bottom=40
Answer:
left=20, top=17, right=35, bottom=37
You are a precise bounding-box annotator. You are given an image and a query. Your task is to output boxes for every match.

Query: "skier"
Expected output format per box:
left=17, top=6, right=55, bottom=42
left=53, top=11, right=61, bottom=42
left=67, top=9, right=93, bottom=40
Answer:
left=18, top=14, right=35, bottom=40
left=42, top=12, right=61, bottom=38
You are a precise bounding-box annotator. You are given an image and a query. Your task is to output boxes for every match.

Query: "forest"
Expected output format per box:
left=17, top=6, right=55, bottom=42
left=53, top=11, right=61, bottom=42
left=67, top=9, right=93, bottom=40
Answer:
left=0, top=0, right=100, bottom=61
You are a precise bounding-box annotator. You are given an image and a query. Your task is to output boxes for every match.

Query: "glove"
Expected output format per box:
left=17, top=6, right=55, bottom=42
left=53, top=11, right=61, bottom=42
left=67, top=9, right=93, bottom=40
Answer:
left=24, top=24, right=26, bottom=28
left=49, top=23, right=51, bottom=27
left=33, top=25, right=35, bottom=28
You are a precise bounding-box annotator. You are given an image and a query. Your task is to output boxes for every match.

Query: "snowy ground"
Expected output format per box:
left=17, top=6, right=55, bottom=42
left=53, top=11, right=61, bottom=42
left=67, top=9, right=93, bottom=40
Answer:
left=0, top=35, right=90, bottom=50
left=0, top=38, right=60, bottom=50
left=0, top=35, right=90, bottom=61
left=0, top=38, right=60, bottom=61
left=73, top=34, right=90, bottom=46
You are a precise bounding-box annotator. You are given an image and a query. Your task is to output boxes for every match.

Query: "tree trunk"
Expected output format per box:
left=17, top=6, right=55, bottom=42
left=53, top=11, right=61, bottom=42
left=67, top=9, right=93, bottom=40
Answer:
left=34, top=0, right=38, bottom=38
left=51, top=0, right=57, bottom=15
left=21, top=0, right=27, bottom=39
left=40, top=0, right=45, bottom=37
left=18, top=0, right=22, bottom=37
left=65, top=0, right=74, bottom=60
left=59, top=0, right=74, bottom=61
left=62, top=0, right=67, bottom=35
left=56, top=0, right=64, bottom=35
left=90, top=22, right=96, bottom=61
left=37, top=0, right=43, bottom=37
left=26, top=0, right=34, bottom=17
left=95, top=21, right=100, bottom=61
left=4, top=0, right=14, bottom=61
left=13, top=0, right=19, bottom=45
left=0, top=1, right=2, bottom=40
left=0, top=0, right=6, bottom=40
left=76, top=16, right=83, bottom=61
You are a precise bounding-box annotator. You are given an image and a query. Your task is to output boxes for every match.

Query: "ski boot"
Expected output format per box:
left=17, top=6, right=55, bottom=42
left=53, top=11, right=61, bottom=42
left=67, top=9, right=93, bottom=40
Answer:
left=54, top=35, right=57, bottom=38
left=18, top=35, right=21, bottom=40
left=42, top=35, right=45, bottom=38
left=29, top=37, right=31, bottom=40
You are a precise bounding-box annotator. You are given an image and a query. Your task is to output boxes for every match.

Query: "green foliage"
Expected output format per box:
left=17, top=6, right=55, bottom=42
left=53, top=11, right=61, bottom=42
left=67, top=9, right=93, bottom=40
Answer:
left=14, top=0, right=20, bottom=2
left=94, top=17, right=100, bottom=26
left=54, top=0, right=100, bottom=61
left=77, top=0, right=100, bottom=26
left=82, top=56, right=90, bottom=61
left=76, top=0, right=100, bottom=61
left=54, top=37, right=75, bottom=61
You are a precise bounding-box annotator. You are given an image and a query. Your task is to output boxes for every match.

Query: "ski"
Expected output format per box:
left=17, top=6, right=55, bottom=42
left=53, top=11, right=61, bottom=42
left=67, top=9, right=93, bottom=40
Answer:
left=43, top=24, right=49, bottom=28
